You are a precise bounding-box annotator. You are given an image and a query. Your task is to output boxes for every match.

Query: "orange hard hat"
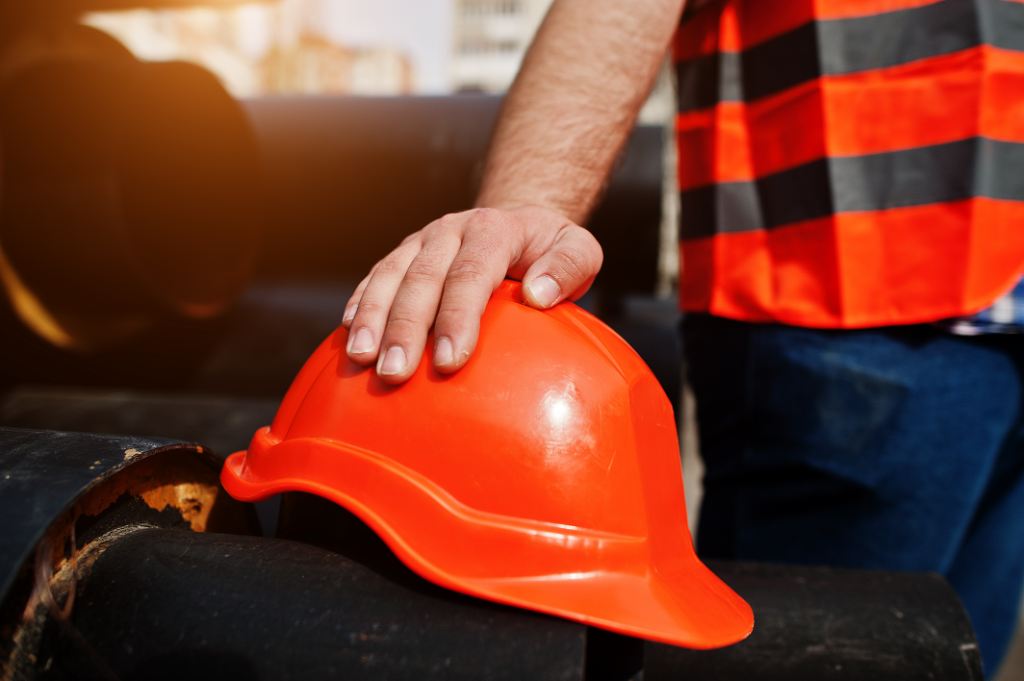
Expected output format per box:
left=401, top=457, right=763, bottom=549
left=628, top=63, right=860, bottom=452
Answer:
left=221, top=280, right=753, bottom=648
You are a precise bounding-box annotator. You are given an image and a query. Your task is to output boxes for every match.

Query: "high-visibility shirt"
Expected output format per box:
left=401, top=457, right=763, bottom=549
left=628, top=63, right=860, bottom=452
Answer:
left=675, top=0, right=1024, bottom=328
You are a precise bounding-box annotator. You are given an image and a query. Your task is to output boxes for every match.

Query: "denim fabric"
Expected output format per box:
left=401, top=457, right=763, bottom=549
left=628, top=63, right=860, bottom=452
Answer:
left=683, top=314, right=1024, bottom=673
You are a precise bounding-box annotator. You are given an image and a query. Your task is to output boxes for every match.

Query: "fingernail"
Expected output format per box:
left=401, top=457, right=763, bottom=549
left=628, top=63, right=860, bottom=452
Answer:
left=526, top=275, right=560, bottom=308
left=379, top=346, right=407, bottom=375
left=342, top=304, right=356, bottom=323
left=349, top=328, right=374, bottom=354
left=435, top=336, right=454, bottom=366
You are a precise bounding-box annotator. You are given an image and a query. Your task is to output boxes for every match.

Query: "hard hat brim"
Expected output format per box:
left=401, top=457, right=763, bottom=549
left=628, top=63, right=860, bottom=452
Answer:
left=221, top=430, right=753, bottom=650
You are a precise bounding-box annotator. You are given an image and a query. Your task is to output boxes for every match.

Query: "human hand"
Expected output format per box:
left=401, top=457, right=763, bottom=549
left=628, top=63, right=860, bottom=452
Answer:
left=341, top=205, right=603, bottom=384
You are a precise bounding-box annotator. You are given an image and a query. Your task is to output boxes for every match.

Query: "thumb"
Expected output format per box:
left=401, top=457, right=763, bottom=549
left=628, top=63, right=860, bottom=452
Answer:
left=521, top=226, right=603, bottom=309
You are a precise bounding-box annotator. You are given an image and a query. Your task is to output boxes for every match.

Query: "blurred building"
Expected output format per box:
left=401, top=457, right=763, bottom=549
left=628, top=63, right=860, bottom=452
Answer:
left=83, top=1, right=415, bottom=97
left=451, top=0, right=554, bottom=93
left=83, top=0, right=661, bottom=100
left=261, top=35, right=412, bottom=95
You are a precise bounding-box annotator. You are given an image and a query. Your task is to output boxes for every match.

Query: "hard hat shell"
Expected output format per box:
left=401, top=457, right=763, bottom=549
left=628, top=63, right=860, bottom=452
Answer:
left=221, top=280, right=753, bottom=648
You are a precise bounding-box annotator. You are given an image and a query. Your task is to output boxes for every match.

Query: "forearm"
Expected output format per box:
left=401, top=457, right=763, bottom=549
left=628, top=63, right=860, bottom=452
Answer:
left=476, top=0, right=686, bottom=225
left=343, top=0, right=686, bottom=383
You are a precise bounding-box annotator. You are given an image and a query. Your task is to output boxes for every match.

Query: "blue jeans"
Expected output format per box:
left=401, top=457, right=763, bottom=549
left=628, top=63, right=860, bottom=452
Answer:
left=683, top=314, right=1024, bottom=672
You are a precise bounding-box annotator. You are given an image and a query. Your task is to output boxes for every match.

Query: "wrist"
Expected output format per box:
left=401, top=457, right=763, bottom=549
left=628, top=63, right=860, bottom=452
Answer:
left=473, top=195, right=585, bottom=225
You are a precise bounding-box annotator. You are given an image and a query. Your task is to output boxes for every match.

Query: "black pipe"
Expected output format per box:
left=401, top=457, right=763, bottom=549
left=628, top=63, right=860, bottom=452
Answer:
left=646, top=561, right=983, bottom=681
left=35, top=528, right=590, bottom=681
left=243, top=96, right=663, bottom=296
left=0, top=428, right=983, bottom=680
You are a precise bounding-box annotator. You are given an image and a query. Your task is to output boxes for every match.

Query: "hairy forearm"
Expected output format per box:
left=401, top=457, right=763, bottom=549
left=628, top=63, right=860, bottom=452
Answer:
left=475, top=0, right=685, bottom=224
left=342, top=0, right=686, bottom=383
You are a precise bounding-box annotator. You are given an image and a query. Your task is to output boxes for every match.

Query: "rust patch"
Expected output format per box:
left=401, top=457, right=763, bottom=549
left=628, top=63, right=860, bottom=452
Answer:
left=2, top=448, right=255, bottom=680
left=43, top=451, right=246, bottom=577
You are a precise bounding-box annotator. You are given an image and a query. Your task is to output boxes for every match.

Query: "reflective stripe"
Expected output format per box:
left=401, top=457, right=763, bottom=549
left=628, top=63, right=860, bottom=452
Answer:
left=742, top=22, right=821, bottom=102
left=676, top=46, right=1024, bottom=189
left=676, top=0, right=1024, bottom=112
left=680, top=139, right=1024, bottom=239
left=984, top=0, right=1024, bottom=50
left=818, top=0, right=980, bottom=73
left=677, top=53, right=741, bottom=114
left=680, top=162, right=829, bottom=238
left=675, top=0, right=953, bottom=61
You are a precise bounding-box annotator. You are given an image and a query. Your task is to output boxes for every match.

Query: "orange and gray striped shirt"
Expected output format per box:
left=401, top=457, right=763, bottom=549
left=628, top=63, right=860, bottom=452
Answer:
left=675, top=0, right=1024, bottom=328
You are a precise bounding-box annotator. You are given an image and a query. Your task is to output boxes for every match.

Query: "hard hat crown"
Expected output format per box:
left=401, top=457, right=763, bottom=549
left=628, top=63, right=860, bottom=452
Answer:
left=222, top=280, right=752, bottom=648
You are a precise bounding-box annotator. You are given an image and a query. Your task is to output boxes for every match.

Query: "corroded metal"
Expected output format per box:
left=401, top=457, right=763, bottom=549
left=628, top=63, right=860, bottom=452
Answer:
left=0, top=428, right=258, bottom=679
